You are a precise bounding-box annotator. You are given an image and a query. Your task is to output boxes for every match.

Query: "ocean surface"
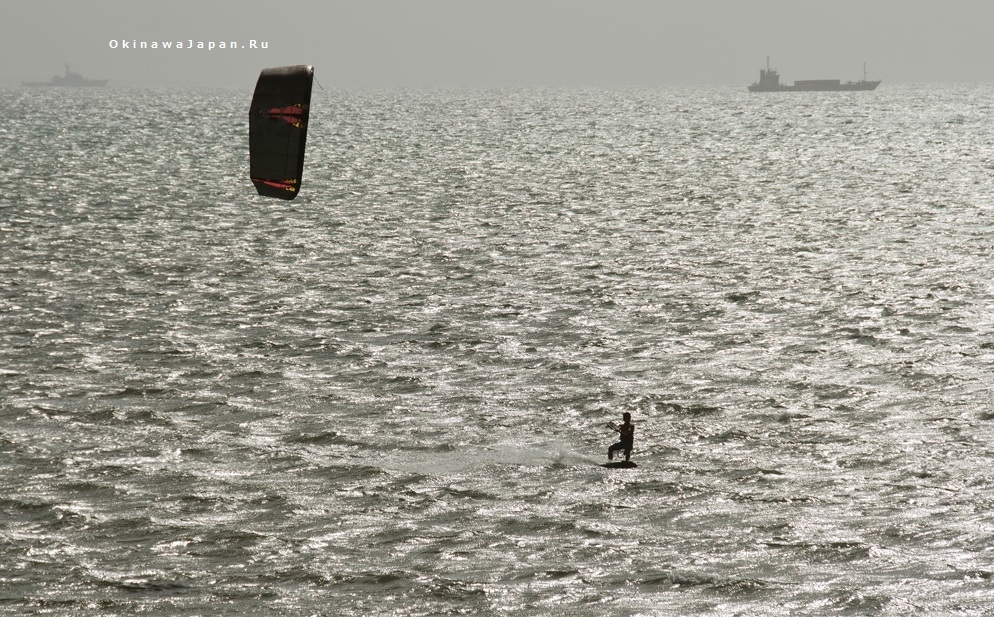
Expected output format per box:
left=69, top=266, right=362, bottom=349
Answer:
left=2, top=82, right=994, bottom=615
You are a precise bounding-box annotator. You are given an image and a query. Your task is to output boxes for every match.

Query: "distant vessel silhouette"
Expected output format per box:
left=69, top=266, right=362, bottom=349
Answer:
left=748, top=58, right=879, bottom=92
left=23, top=64, right=108, bottom=88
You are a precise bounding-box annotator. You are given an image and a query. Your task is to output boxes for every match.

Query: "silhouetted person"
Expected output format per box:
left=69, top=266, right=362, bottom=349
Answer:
left=608, top=412, right=634, bottom=462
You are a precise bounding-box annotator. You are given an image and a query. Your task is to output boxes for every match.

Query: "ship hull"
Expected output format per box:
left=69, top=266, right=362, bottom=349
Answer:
left=748, top=80, right=881, bottom=92
left=23, top=80, right=108, bottom=87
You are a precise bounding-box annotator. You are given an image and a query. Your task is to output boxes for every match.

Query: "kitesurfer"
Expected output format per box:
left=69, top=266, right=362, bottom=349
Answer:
left=607, top=412, right=635, bottom=462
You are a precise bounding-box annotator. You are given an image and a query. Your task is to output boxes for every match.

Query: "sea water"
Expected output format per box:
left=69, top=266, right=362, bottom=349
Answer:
left=2, top=83, right=994, bottom=615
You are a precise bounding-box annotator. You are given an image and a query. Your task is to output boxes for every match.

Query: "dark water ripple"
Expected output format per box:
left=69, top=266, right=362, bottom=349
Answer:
left=2, top=84, right=994, bottom=614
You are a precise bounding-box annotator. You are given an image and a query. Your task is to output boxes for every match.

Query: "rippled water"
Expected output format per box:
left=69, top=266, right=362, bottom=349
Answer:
left=2, top=83, right=994, bottom=615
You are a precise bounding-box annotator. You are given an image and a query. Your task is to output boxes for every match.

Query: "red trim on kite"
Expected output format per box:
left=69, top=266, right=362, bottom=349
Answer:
left=251, top=177, right=298, bottom=192
left=267, top=105, right=307, bottom=128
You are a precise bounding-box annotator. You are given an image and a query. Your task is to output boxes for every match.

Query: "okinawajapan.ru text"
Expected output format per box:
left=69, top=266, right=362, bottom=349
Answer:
left=108, top=40, right=269, bottom=50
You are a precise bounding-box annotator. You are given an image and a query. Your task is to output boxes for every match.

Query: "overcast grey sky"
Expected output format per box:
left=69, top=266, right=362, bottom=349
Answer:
left=2, top=0, right=991, bottom=88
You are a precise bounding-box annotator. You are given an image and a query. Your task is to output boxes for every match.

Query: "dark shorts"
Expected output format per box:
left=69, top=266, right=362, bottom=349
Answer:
left=610, top=440, right=633, bottom=454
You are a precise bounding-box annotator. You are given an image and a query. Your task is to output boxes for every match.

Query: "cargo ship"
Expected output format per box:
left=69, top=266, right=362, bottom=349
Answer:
left=23, top=64, right=108, bottom=88
left=748, top=58, right=879, bottom=92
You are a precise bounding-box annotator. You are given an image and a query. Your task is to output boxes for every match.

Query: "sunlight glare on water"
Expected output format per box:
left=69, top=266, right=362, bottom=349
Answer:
left=1, top=83, right=994, bottom=615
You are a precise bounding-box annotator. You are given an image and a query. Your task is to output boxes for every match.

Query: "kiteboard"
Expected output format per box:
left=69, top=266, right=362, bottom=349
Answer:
left=601, top=461, right=638, bottom=469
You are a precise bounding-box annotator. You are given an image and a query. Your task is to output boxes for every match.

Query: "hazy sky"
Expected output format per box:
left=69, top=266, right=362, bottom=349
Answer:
left=2, top=0, right=991, bottom=88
